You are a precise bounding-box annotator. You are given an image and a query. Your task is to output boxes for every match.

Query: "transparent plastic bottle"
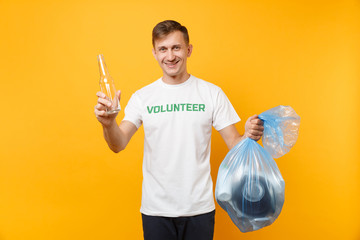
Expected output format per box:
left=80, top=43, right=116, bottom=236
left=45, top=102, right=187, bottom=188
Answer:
left=97, top=54, right=121, bottom=114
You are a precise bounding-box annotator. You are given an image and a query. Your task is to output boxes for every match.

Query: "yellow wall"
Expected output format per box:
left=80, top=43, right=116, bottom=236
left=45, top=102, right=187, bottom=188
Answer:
left=0, top=0, right=359, bottom=239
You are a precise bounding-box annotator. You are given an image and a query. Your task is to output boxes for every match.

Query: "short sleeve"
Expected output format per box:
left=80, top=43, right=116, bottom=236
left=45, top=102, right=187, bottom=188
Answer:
left=122, top=92, right=143, bottom=129
left=212, top=88, right=241, bottom=131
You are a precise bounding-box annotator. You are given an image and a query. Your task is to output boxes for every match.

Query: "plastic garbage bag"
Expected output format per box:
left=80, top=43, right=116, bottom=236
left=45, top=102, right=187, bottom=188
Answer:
left=215, top=105, right=300, bottom=233
left=260, top=105, right=301, bottom=159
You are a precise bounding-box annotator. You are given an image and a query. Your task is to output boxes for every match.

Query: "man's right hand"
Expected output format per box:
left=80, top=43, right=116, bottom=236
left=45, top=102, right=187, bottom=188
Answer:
left=94, top=90, right=121, bottom=127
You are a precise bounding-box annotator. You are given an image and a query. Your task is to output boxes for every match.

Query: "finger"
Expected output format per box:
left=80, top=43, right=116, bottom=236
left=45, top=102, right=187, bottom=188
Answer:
left=95, top=108, right=107, bottom=117
left=250, top=129, right=263, bottom=136
left=98, top=98, right=112, bottom=107
left=248, top=130, right=262, bottom=138
left=247, top=115, right=258, bottom=124
left=250, top=125, right=264, bottom=131
left=95, top=102, right=108, bottom=111
left=249, top=114, right=258, bottom=120
left=95, top=101, right=111, bottom=113
left=95, top=103, right=106, bottom=111
left=96, top=91, right=106, bottom=98
left=249, top=135, right=261, bottom=141
left=251, top=118, right=263, bottom=125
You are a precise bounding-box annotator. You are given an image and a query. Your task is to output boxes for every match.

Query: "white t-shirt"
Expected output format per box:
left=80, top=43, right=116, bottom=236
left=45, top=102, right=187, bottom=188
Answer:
left=123, top=75, right=240, bottom=217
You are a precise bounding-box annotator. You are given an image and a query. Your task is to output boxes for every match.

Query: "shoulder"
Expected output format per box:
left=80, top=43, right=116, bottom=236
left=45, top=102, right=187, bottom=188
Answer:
left=192, top=76, right=234, bottom=106
left=192, top=75, right=222, bottom=92
left=133, top=78, right=162, bottom=96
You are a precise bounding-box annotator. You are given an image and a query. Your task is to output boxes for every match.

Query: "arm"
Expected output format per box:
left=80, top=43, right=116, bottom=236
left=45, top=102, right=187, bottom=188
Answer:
left=102, top=120, right=138, bottom=153
left=95, top=90, right=138, bottom=153
left=218, top=124, right=245, bottom=150
left=219, top=115, right=264, bottom=150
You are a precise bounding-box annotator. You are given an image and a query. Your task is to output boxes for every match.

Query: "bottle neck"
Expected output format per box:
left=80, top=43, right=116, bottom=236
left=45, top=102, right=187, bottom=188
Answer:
left=97, top=54, right=111, bottom=79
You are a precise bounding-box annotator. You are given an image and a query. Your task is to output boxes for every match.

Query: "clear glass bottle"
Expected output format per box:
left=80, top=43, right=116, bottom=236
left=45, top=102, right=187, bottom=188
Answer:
left=97, top=54, right=121, bottom=114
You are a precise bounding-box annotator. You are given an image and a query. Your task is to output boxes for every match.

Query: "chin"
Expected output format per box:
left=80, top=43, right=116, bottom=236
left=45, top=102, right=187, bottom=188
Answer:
left=164, top=70, right=180, bottom=77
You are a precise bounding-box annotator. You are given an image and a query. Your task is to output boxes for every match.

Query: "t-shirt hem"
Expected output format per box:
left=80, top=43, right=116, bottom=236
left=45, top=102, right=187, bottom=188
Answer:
left=121, top=118, right=141, bottom=129
left=140, top=206, right=216, bottom=217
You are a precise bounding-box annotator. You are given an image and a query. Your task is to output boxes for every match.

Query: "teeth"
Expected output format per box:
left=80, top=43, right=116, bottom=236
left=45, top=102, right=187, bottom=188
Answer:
left=166, top=61, right=179, bottom=67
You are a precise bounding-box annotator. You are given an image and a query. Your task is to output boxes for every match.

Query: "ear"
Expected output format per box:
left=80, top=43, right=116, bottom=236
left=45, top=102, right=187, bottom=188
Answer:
left=187, top=44, right=193, bottom=57
left=152, top=48, right=156, bottom=59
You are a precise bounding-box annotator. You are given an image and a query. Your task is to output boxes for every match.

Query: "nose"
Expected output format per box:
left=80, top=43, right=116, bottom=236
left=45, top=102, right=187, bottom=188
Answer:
left=166, top=50, right=176, bottom=61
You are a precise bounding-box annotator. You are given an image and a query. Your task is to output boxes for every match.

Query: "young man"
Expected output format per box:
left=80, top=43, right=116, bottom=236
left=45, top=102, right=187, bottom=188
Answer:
left=94, top=20, right=264, bottom=240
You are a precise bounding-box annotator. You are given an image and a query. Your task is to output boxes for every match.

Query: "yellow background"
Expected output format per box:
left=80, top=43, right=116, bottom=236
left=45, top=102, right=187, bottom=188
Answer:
left=0, top=0, right=359, bottom=239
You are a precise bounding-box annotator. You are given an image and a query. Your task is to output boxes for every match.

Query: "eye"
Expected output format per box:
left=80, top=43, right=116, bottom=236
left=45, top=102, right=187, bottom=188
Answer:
left=160, top=47, right=166, bottom=52
left=174, top=46, right=180, bottom=50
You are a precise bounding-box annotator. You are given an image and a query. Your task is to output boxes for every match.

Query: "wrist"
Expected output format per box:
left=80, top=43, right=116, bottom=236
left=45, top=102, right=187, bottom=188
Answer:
left=102, top=118, right=118, bottom=129
left=230, top=135, right=245, bottom=149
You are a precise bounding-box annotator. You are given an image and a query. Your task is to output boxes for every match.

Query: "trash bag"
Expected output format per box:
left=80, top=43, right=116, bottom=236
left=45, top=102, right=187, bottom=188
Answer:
left=215, top=105, right=300, bottom=233
left=260, top=105, right=301, bottom=159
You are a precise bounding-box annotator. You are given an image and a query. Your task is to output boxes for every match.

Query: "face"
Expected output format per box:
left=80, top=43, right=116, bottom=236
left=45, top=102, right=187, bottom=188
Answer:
left=152, top=31, right=193, bottom=79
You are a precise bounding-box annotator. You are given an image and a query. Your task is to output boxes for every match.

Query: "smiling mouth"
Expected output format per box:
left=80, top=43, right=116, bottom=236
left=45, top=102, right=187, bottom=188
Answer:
left=165, top=60, right=180, bottom=68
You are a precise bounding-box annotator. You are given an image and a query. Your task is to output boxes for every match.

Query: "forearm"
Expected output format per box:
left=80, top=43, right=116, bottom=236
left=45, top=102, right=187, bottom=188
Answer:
left=219, top=124, right=246, bottom=150
left=229, top=134, right=246, bottom=150
left=102, top=120, right=127, bottom=153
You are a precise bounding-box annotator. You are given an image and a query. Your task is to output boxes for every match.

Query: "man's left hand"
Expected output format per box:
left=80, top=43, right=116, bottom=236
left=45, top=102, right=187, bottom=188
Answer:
left=244, top=115, right=264, bottom=141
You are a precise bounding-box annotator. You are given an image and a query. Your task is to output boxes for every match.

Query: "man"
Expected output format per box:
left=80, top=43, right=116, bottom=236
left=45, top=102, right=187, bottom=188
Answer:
left=94, top=20, right=264, bottom=240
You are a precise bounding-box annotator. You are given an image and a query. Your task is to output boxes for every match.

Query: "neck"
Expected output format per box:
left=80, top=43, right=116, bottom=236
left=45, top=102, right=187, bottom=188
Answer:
left=162, top=72, right=190, bottom=85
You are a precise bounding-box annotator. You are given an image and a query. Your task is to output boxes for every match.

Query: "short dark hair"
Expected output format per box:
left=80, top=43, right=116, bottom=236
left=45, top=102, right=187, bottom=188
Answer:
left=152, top=20, right=189, bottom=47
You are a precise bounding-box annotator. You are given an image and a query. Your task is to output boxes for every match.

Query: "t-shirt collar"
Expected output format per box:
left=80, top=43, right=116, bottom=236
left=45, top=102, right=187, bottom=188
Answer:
left=160, top=75, right=194, bottom=89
